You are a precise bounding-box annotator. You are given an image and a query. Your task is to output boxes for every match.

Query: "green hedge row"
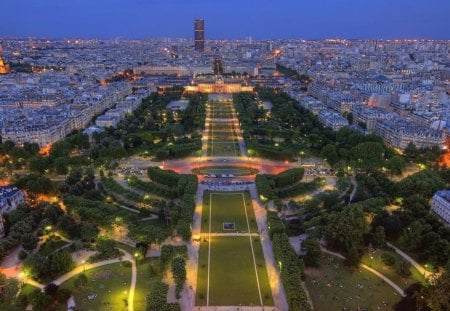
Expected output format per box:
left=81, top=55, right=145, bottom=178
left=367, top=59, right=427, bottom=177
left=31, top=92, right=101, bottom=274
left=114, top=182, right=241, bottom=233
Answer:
left=101, top=176, right=144, bottom=202
left=147, top=166, right=181, bottom=187
left=127, top=176, right=178, bottom=199
left=146, top=281, right=180, bottom=311
left=267, top=211, right=311, bottom=311
left=277, top=177, right=322, bottom=198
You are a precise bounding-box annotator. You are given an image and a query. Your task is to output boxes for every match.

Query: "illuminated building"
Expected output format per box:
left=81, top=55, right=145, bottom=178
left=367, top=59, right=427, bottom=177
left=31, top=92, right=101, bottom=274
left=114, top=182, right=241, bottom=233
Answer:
left=184, top=77, right=253, bottom=94
left=194, top=19, right=205, bottom=52
left=431, top=190, right=450, bottom=225
left=0, top=45, right=10, bottom=74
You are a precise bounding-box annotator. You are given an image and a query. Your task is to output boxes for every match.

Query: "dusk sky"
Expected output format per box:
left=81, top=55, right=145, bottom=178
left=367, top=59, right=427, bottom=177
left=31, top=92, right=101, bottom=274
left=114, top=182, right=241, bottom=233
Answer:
left=2, top=0, right=449, bottom=39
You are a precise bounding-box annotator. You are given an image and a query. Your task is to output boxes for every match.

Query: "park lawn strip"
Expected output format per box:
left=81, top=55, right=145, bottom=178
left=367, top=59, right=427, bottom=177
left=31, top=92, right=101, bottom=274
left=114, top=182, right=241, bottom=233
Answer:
left=195, top=237, right=209, bottom=305
left=196, top=236, right=272, bottom=306
left=305, top=255, right=402, bottom=311
left=360, top=250, right=426, bottom=289
left=134, top=258, right=161, bottom=311
left=251, top=236, right=275, bottom=306
left=60, top=262, right=132, bottom=311
left=201, top=191, right=258, bottom=233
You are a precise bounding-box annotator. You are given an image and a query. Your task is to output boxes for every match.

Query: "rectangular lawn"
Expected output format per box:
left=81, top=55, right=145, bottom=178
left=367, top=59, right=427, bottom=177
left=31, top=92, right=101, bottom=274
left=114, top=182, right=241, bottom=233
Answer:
left=196, top=236, right=273, bottom=306
left=201, top=191, right=258, bottom=233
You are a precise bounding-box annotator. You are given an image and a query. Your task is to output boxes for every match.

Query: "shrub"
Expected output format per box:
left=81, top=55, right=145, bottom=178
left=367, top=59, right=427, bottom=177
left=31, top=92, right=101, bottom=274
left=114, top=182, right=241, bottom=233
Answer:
left=381, top=252, right=397, bottom=266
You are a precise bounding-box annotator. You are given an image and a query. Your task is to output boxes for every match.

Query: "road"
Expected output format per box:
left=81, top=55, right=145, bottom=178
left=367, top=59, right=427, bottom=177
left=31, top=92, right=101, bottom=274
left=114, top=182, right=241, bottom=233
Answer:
left=119, top=155, right=328, bottom=176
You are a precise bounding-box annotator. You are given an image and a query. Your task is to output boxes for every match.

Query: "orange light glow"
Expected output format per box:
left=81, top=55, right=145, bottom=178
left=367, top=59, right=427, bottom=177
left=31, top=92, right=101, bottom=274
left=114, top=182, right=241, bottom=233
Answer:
left=39, top=144, right=51, bottom=156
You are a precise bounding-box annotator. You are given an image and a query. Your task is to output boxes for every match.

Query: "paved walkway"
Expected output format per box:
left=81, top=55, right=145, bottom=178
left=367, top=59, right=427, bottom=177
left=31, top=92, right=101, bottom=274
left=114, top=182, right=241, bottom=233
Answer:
left=319, top=246, right=406, bottom=297
left=387, top=242, right=433, bottom=279
left=201, top=232, right=260, bottom=237
left=349, top=174, right=358, bottom=202
left=248, top=184, right=289, bottom=311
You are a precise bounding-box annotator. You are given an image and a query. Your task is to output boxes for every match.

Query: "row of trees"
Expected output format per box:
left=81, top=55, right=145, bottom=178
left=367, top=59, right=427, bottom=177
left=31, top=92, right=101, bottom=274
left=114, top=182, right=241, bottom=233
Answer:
left=267, top=212, right=311, bottom=311
left=256, top=168, right=322, bottom=200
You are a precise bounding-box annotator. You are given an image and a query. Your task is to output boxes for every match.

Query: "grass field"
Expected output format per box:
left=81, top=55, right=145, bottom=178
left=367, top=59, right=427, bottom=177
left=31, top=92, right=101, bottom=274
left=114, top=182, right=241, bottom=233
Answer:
left=305, top=255, right=402, bottom=311
left=196, top=236, right=273, bottom=306
left=206, top=100, right=241, bottom=157
left=361, top=250, right=426, bottom=289
left=134, top=259, right=161, bottom=311
left=201, top=191, right=258, bottom=233
left=196, top=191, right=273, bottom=307
left=60, top=262, right=132, bottom=311
left=207, top=121, right=240, bottom=157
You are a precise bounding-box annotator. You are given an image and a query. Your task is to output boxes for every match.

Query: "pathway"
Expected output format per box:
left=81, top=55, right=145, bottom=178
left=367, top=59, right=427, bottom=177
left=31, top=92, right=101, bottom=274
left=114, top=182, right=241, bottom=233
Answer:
left=248, top=184, right=289, bottom=311
left=349, top=174, right=358, bottom=202
left=201, top=232, right=260, bottom=237
left=25, top=248, right=138, bottom=311
left=319, top=246, right=406, bottom=297
left=387, top=242, right=433, bottom=279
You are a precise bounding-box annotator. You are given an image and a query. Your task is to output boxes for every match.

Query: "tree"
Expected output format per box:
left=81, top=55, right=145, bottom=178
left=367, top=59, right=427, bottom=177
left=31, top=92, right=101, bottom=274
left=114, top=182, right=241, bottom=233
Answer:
left=80, top=222, right=99, bottom=242
left=28, top=289, right=52, bottom=311
left=54, top=157, right=69, bottom=175
left=350, top=142, right=385, bottom=171
left=373, top=226, right=386, bottom=249
left=1, top=278, right=20, bottom=303
left=386, top=156, right=406, bottom=175
left=404, top=142, right=419, bottom=161
left=44, top=283, right=59, bottom=297
left=28, top=156, right=49, bottom=174
left=301, top=239, right=321, bottom=267
left=171, top=256, right=186, bottom=299
left=345, top=245, right=361, bottom=267
left=396, top=259, right=412, bottom=278
left=21, top=234, right=39, bottom=251
left=325, top=205, right=368, bottom=255
left=321, top=144, right=339, bottom=166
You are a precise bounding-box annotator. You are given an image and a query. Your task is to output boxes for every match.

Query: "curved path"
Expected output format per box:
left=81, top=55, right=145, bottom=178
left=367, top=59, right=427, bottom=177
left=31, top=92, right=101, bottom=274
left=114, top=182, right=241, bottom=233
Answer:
left=320, top=246, right=406, bottom=297
left=25, top=248, right=137, bottom=311
left=387, top=242, right=433, bottom=279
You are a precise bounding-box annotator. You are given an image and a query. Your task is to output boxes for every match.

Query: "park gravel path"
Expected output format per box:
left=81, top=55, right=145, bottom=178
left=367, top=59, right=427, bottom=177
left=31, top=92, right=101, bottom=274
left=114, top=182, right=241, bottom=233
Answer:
left=25, top=248, right=137, bottom=311
left=386, top=242, right=433, bottom=280
left=248, top=184, right=289, bottom=311
left=319, top=246, right=406, bottom=297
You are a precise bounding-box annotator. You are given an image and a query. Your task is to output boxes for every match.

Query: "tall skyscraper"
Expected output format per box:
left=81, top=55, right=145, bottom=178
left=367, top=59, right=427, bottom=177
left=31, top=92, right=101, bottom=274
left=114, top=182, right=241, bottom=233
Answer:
left=194, top=19, right=205, bottom=52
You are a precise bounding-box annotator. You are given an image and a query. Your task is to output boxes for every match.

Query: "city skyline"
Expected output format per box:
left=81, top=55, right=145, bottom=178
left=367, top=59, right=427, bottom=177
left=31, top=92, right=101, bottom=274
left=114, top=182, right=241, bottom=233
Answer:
left=1, top=0, right=450, bottom=40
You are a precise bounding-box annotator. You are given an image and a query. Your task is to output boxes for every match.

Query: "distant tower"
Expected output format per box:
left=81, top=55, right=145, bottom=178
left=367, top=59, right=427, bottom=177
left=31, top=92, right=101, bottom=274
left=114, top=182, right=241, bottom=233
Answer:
left=194, top=19, right=205, bottom=52
left=0, top=44, right=10, bottom=75
left=213, top=56, right=224, bottom=75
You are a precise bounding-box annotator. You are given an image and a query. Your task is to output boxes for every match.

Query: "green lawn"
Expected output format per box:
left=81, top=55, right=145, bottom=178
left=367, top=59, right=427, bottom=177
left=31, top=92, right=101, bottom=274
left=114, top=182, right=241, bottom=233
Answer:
left=134, top=259, right=161, bottom=311
left=60, top=262, right=132, bottom=311
left=196, top=236, right=273, bottom=306
left=305, top=255, right=402, bottom=311
left=201, top=191, right=258, bottom=233
left=207, top=119, right=240, bottom=156
left=361, top=250, right=426, bottom=289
